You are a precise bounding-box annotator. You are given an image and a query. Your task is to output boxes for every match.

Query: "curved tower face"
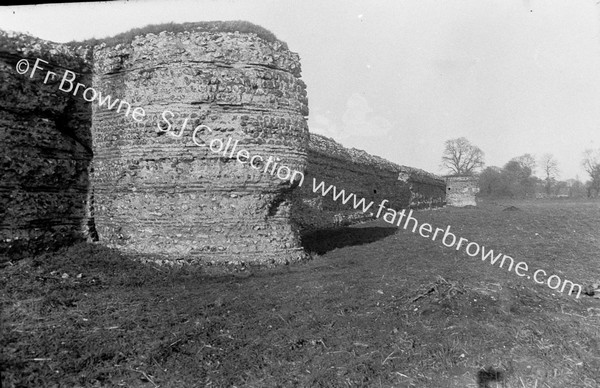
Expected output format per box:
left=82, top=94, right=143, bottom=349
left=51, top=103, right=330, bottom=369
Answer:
left=91, top=29, right=310, bottom=265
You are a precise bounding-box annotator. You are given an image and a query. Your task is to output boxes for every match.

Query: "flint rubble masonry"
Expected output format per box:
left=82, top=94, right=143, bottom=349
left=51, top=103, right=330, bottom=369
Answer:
left=0, top=30, right=93, bottom=260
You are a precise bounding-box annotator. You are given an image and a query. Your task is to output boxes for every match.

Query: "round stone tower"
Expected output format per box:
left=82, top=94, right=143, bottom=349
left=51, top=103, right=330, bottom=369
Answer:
left=91, top=23, right=309, bottom=265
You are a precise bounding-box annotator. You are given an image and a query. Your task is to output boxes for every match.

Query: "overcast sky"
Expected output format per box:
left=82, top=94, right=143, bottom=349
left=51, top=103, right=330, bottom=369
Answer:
left=2, top=0, right=600, bottom=180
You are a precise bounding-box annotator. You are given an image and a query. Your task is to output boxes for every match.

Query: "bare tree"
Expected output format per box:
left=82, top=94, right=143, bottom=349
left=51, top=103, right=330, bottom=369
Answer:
left=441, top=137, right=485, bottom=176
left=511, top=153, right=537, bottom=176
left=539, top=153, right=559, bottom=195
left=582, top=149, right=600, bottom=197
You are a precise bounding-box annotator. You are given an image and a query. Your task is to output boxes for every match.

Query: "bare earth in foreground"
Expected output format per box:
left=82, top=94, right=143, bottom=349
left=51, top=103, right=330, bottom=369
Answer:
left=2, top=199, right=599, bottom=387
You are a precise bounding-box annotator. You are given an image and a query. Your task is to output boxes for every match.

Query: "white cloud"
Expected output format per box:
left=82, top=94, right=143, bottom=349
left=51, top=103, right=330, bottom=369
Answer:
left=311, top=113, right=344, bottom=139
left=341, top=93, right=392, bottom=138
left=310, top=93, right=392, bottom=141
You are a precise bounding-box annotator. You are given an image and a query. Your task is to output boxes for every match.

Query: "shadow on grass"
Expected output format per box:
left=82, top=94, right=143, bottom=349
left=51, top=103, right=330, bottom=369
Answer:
left=301, top=226, right=398, bottom=255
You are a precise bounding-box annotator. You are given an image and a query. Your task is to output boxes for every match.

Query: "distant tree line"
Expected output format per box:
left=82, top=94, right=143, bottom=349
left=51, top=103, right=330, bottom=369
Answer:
left=441, top=137, right=600, bottom=199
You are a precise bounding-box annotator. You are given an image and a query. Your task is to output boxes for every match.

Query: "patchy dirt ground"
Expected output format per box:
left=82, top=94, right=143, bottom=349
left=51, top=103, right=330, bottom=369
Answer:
left=2, top=199, right=599, bottom=387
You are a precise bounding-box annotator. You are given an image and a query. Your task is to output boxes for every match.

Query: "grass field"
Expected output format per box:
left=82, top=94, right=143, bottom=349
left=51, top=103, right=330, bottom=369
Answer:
left=1, top=199, right=599, bottom=387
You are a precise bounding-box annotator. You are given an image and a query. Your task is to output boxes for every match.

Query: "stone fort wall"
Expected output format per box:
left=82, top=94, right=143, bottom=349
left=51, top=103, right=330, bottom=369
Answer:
left=0, top=31, right=94, bottom=259
left=293, top=134, right=446, bottom=232
left=1, top=23, right=446, bottom=264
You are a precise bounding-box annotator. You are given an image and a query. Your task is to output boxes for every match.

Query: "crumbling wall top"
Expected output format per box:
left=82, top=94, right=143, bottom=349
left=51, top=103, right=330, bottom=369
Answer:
left=69, top=21, right=287, bottom=50
left=0, top=30, right=92, bottom=69
left=309, top=134, right=444, bottom=185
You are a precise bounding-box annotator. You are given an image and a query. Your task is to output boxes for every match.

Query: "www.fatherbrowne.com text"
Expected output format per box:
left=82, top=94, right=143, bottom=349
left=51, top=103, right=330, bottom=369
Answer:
left=310, top=180, right=582, bottom=298
left=16, top=57, right=582, bottom=299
